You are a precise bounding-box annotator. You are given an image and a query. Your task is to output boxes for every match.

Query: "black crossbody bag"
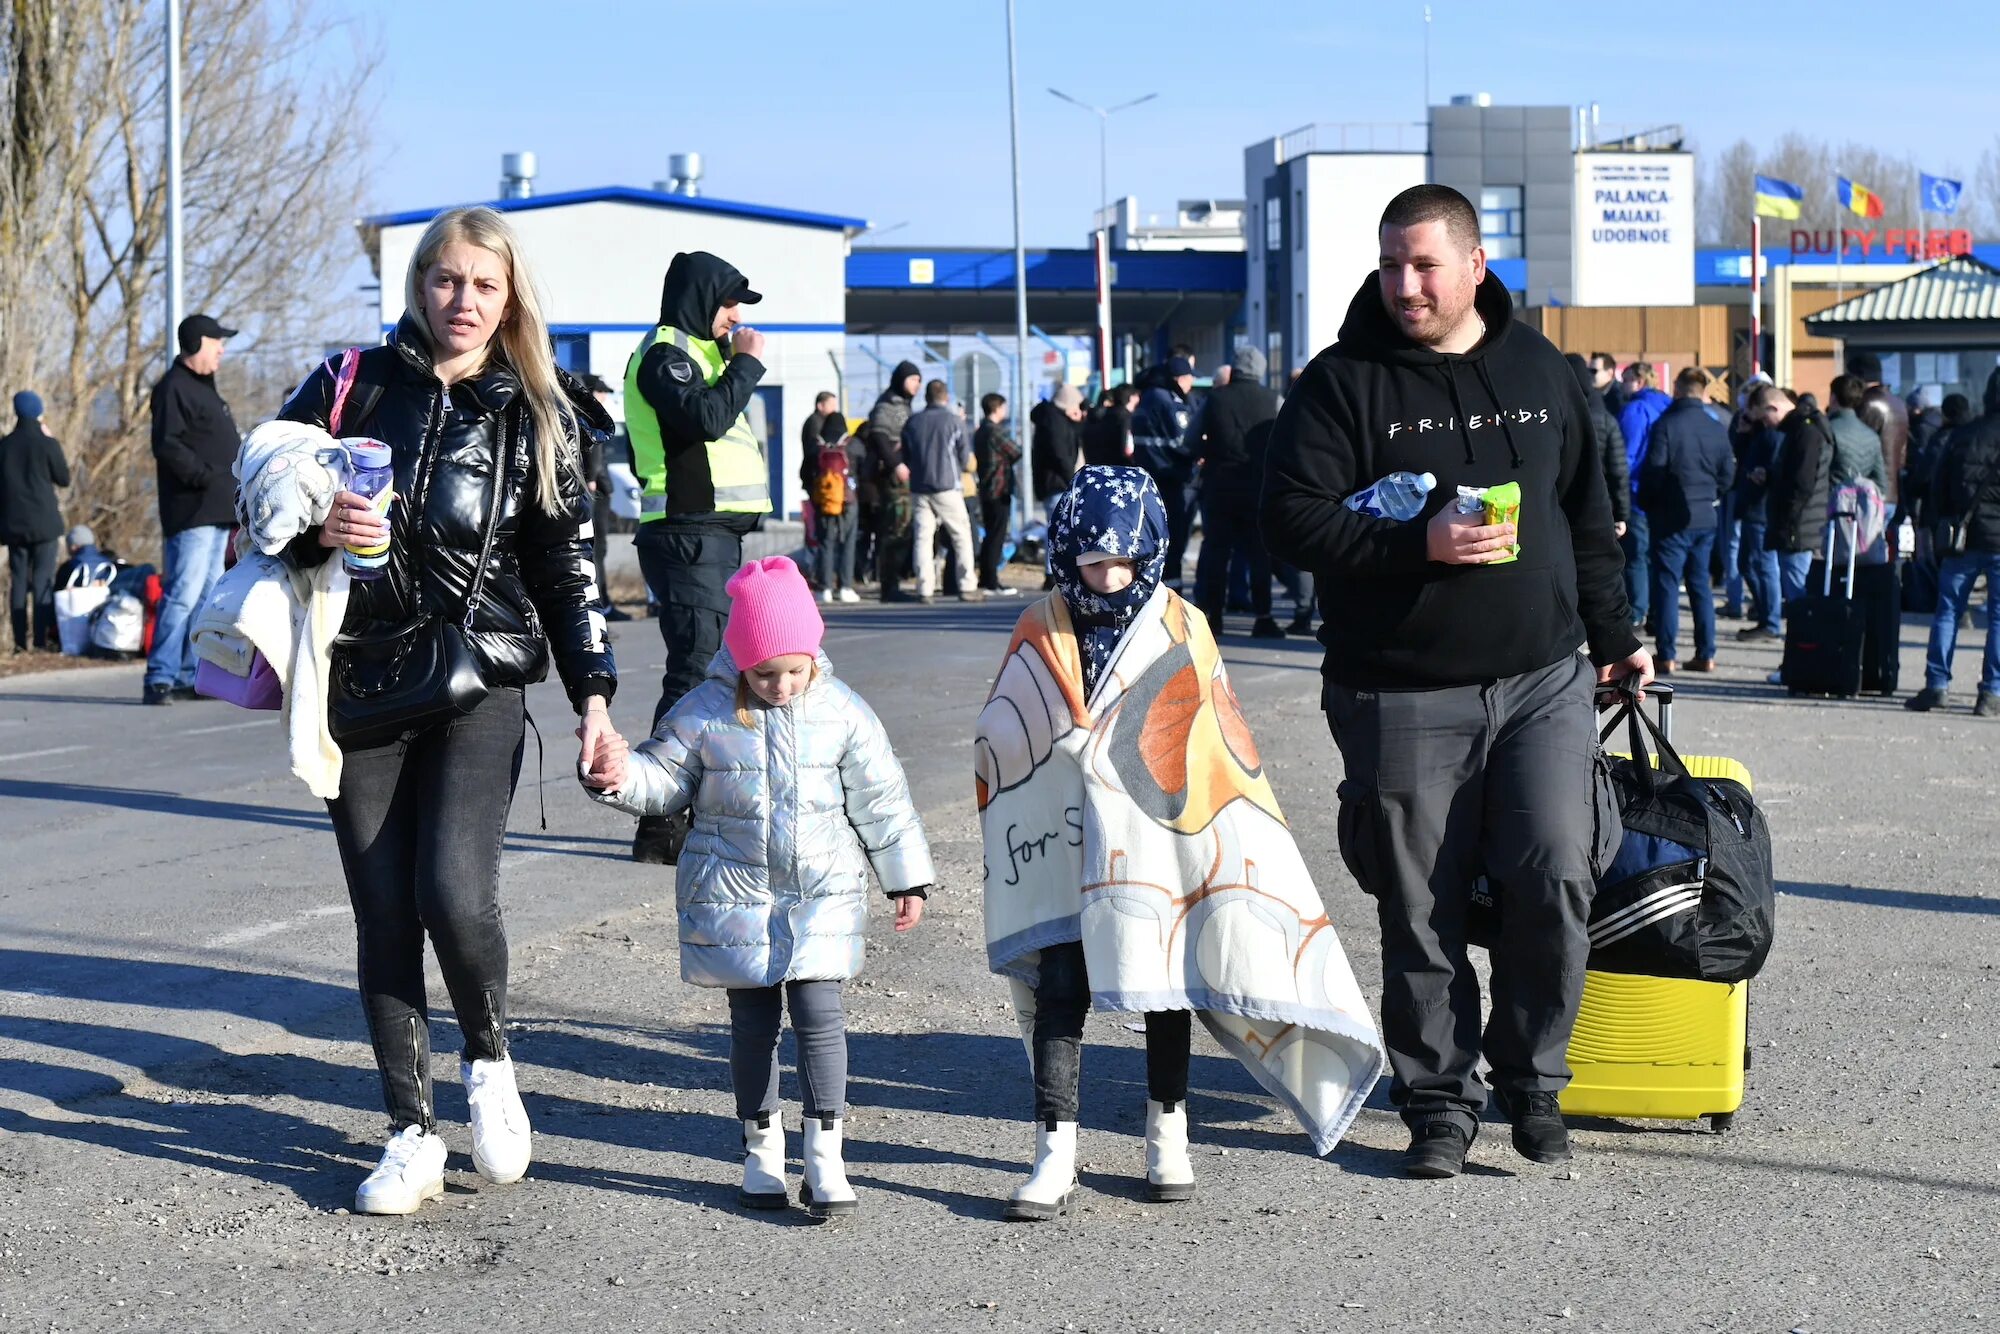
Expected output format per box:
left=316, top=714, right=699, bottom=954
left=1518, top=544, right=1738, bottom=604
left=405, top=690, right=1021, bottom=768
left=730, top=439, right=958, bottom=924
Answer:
left=328, top=408, right=512, bottom=750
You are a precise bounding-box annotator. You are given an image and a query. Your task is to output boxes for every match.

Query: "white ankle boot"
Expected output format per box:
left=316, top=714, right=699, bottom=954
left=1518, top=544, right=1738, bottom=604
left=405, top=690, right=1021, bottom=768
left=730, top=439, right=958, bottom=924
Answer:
left=354, top=1124, right=447, bottom=1215
left=739, top=1112, right=788, bottom=1209
left=1004, top=1120, right=1077, bottom=1221
left=800, top=1115, right=858, bottom=1219
left=1144, top=1100, right=1195, bottom=1202
left=461, top=1058, right=532, bottom=1184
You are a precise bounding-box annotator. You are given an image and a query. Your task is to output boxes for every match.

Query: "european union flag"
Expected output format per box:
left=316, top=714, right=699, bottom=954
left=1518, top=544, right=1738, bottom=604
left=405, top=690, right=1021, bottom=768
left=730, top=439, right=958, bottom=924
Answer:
left=1921, top=173, right=1963, bottom=215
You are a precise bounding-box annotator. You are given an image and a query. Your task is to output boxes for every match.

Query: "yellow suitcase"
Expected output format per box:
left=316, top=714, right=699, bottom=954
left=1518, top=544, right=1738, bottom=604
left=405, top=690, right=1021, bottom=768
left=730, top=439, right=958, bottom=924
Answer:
left=1561, top=685, right=1754, bottom=1132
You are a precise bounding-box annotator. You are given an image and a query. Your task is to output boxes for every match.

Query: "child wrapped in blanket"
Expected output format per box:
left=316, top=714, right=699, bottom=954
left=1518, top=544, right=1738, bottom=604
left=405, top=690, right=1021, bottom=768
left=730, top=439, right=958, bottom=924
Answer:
left=975, top=465, right=1387, bottom=1222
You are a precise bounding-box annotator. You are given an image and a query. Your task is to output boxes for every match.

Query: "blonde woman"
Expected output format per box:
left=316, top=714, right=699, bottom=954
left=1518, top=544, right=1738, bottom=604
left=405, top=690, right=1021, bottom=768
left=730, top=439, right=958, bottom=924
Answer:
left=279, top=206, right=628, bottom=1214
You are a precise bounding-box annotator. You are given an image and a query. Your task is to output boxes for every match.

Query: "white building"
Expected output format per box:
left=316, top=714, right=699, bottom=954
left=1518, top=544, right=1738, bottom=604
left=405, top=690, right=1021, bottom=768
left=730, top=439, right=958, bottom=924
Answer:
left=1091, top=197, right=1246, bottom=252
left=363, top=168, right=864, bottom=520
left=1243, top=102, right=1693, bottom=377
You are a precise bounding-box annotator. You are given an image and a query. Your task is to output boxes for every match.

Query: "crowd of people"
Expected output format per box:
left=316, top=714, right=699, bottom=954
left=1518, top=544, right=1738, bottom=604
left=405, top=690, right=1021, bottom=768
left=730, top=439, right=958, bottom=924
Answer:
left=1583, top=341, right=1997, bottom=713
left=7, top=178, right=1998, bottom=1228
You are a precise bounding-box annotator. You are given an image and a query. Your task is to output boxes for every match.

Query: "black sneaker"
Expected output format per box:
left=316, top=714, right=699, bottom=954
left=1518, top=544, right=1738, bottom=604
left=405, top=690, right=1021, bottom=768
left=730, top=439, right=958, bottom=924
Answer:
left=1401, top=1120, right=1474, bottom=1179
left=171, top=686, right=204, bottom=702
left=1736, top=626, right=1779, bottom=643
left=1977, top=691, right=2000, bottom=719
left=1905, top=687, right=1947, bottom=712
left=1249, top=617, right=1288, bottom=640
left=1496, top=1090, right=1571, bottom=1165
left=142, top=683, right=174, bottom=706
left=1285, top=617, right=1314, bottom=639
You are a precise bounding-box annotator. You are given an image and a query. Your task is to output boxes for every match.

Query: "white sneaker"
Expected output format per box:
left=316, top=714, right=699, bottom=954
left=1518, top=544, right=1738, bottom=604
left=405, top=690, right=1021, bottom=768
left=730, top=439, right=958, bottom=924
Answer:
left=1144, top=1100, right=1195, bottom=1202
left=462, top=1058, right=531, bottom=1184
left=1004, top=1120, right=1077, bottom=1221
left=354, top=1125, right=446, bottom=1215
left=838, top=588, right=861, bottom=604
left=739, top=1112, right=788, bottom=1209
left=800, top=1115, right=858, bottom=1219
left=820, top=589, right=835, bottom=605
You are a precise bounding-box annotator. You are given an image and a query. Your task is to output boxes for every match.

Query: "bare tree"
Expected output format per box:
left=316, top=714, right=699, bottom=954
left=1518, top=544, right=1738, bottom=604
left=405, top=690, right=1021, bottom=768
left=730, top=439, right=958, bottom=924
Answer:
left=1698, top=134, right=1938, bottom=248
left=0, top=0, right=376, bottom=561
left=1972, top=135, right=2000, bottom=237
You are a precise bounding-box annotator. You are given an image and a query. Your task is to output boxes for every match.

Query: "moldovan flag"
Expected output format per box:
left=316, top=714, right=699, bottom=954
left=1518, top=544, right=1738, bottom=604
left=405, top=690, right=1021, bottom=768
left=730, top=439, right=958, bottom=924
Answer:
left=1838, top=177, right=1885, bottom=219
left=1753, top=175, right=1803, bottom=220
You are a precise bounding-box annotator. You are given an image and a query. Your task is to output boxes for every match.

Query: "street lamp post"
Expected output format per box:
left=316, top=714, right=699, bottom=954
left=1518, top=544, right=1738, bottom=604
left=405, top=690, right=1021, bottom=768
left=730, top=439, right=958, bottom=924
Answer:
left=1005, top=0, right=1032, bottom=522
left=164, top=0, right=185, bottom=370
left=1048, top=88, right=1155, bottom=390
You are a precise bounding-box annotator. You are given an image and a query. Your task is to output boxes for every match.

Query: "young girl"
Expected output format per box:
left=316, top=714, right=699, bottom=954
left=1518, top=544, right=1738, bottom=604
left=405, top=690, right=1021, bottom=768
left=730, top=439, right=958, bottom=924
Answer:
left=977, top=466, right=1385, bottom=1221
left=584, top=555, right=933, bottom=1218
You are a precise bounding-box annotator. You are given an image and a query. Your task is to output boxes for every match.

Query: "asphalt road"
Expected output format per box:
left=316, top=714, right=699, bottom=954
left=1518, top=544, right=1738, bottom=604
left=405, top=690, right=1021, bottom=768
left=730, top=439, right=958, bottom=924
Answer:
left=1, top=590, right=1995, bottom=1333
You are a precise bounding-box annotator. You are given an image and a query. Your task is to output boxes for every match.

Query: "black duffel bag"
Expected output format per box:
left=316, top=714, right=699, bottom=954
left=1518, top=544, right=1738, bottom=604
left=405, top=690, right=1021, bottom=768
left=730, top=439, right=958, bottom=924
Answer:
left=1588, top=686, right=1775, bottom=983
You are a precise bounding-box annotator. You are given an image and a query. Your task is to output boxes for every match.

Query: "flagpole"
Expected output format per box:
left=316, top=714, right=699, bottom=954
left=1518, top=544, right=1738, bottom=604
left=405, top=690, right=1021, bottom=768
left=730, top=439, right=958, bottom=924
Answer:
left=1749, top=214, right=1762, bottom=380
left=1834, top=167, right=1845, bottom=306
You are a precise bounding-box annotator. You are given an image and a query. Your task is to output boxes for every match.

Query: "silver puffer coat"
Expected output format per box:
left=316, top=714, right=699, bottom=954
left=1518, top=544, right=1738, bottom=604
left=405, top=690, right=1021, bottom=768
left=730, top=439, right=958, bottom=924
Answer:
left=594, top=648, right=934, bottom=989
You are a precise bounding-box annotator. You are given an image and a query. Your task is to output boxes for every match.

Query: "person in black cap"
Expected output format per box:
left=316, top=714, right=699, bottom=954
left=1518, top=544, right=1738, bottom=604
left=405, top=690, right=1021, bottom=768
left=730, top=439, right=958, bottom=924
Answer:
left=622, top=251, right=775, bottom=863
left=1, top=390, right=72, bottom=652
left=144, top=313, right=239, bottom=703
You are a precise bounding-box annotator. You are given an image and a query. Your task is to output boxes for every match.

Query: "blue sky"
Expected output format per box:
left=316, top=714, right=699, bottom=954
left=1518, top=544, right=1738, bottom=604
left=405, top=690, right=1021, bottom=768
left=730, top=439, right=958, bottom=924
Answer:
left=353, top=0, right=1998, bottom=249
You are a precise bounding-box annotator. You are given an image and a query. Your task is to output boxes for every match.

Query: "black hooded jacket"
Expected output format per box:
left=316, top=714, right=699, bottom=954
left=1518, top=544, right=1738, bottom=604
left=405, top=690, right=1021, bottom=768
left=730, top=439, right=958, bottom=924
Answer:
left=0, top=418, right=70, bottom=545
left=1928, top=370, right=2000, bottom=554
left=1262, top=271, right=1636, bottom=690
left=1567, top=353, right=1629, bottom=525
left=863, top=361, right=920, bottom=487
left=280, top=314, right=617, bottom=708
left=1765, top=405, right=1834, bottom=555
left=633, top=251, right=766, bottom=521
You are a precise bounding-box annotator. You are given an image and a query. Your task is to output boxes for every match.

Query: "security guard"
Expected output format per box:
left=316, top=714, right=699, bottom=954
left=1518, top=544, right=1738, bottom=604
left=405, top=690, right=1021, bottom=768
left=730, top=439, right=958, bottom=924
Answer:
left=625, top=250, right=773, bottom=863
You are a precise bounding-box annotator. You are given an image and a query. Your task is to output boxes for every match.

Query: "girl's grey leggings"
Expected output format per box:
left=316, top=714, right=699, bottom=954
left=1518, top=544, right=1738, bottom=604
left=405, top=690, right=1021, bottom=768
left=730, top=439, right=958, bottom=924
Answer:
left=726, top=980, right=847, bottom=1122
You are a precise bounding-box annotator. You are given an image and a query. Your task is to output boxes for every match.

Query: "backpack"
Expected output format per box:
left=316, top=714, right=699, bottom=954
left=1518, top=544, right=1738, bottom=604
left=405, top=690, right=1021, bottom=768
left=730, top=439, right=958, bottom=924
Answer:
left=1829, top=478, right=1888, bottom=567
left=813, top=444, right=849, bottom=517
left=1587, top=693, right=1775, bottom=983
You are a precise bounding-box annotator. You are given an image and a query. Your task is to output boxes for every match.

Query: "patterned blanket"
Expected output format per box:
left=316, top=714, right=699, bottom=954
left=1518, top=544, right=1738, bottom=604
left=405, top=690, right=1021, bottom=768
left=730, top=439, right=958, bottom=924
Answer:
left=977, top=586, right=1384, bottom=1154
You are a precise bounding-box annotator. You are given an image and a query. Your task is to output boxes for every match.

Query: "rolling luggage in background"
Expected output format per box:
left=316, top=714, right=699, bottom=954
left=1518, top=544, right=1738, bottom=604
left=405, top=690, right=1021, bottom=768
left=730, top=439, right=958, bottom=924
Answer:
left=1563, top=684, right=1756, bottom=1132
left=1855, top=561, right=1901, bottom=695
left=1781, top=510, right=1864, bottom=698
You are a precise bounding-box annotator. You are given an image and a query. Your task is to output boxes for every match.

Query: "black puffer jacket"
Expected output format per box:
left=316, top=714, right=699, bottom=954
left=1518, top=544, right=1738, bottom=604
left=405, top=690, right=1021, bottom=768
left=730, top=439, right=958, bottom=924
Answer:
left=1930, top=372, right=2000, bottom=554
left=1567, top=353, right=1628, bottom=525
left=279, top=315, right=617, bottom=708
left=1766, top=405, right=1834, bottom=555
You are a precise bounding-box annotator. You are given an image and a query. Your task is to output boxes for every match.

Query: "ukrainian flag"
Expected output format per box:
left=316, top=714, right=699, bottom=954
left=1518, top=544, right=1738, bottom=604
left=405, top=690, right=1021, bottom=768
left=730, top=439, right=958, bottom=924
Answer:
left=1753, top=175, right=1803, bottom=220
left=1838, top=176, right=1885, bottom=219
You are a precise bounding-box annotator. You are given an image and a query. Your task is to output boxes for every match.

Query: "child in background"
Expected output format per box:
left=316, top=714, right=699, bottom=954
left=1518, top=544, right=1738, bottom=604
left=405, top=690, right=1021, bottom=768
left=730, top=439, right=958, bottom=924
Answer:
left=583, top=555, right=933, bottom=1219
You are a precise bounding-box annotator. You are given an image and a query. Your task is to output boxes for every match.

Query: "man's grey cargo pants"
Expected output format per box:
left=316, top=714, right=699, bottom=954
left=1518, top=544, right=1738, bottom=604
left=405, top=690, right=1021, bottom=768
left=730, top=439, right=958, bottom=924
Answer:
left=1326, top=653, right=1617, bottom=1136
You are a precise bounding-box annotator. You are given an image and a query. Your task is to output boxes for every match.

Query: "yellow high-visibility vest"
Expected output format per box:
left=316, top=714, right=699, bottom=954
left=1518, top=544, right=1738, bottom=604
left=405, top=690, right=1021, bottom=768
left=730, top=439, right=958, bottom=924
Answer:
left=623, top=325, right=771, bottom=520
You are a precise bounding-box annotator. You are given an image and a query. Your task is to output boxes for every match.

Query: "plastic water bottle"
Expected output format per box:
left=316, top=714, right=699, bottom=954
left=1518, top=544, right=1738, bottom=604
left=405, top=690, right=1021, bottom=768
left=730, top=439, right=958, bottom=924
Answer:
left=1345, top=470, right=1436, bottom=521
left=342, top=440, right=395, bottom=581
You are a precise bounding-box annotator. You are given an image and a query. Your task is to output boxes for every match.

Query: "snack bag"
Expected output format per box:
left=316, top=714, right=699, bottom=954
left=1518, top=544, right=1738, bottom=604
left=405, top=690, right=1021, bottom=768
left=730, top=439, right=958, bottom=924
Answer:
left=1481, top=481, right=1521, bottom=564
left=1454, top=483, right=1521, bottom=564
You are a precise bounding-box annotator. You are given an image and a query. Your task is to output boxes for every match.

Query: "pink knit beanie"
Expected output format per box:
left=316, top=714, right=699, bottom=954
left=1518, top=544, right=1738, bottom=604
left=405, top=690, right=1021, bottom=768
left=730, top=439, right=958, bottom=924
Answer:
left=724, top=556, right=824, bottom=669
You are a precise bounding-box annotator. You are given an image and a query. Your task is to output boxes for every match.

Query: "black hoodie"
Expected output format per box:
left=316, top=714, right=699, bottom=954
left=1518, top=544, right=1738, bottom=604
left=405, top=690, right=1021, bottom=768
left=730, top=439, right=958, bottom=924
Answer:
left=1263, top=271, right=1637, bottom=690
left=633, top=251, right=766, bottom=520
